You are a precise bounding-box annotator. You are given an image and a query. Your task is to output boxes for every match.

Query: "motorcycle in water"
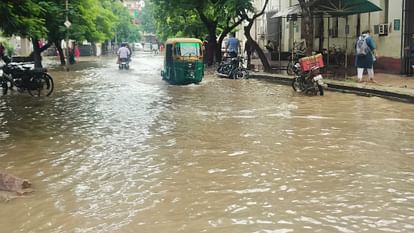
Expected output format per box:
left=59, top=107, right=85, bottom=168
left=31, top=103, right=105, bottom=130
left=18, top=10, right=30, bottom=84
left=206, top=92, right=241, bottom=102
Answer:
left=286, top=41, right=307, bottom=75
left=291, top=62, right=324, bottom=96
left=118, top=57, right=130, bottom=70
left=287, top=49, right=306, bottom=75
left=216, top=56, right=249, bottom=79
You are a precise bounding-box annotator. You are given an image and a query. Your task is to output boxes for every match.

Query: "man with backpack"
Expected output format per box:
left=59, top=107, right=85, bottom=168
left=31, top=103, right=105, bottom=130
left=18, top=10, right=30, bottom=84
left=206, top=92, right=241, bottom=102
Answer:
left=226, top=32, right=240, bottom=58
left=355, top=30, right=376, bottom=83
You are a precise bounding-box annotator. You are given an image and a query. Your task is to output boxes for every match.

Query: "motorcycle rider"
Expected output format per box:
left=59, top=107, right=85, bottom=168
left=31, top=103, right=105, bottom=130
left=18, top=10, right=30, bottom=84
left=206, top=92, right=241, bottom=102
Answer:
left=117, top=43, right=131, bottom=65
left=226, top=32, right=239, bottom=58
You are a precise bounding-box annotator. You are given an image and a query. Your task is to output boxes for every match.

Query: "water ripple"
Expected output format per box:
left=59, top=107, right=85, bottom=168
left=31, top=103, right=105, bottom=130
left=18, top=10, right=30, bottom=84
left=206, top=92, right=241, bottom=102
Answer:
left=0, top=55, right=414, bottom=233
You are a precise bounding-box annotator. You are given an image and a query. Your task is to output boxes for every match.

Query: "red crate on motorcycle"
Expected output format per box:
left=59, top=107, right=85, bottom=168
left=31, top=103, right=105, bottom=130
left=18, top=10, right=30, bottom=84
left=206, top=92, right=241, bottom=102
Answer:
left=299, top=53, right=324, bottom=72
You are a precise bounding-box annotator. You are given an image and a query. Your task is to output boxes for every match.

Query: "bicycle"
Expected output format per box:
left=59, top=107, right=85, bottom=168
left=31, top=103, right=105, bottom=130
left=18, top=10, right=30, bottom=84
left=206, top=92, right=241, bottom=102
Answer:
left=287, top=41, right=306, bottom=75
left=328, top=45, right=345, bottom=66
left=287, top=50, right=306, bottom=75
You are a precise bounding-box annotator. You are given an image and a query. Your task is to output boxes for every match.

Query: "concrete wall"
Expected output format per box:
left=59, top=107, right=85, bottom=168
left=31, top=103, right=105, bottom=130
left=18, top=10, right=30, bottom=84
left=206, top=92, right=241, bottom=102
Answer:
left=8, top=36, right=33, bottom=56
left=360, top=0, right=403, bottom=59
left=237, top=0, right=285, bottom=53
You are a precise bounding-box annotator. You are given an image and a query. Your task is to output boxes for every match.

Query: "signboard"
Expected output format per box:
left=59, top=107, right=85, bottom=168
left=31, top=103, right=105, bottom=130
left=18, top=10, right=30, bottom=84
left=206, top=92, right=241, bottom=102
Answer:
left=64, top=20, right=71, bottom=28
left=394, top=19, right=400, bottom=31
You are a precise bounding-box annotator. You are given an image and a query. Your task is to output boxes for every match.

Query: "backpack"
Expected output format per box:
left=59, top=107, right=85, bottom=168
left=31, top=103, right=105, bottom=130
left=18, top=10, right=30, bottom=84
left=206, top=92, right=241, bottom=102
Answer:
left=356, top=37, right=369, bottom=56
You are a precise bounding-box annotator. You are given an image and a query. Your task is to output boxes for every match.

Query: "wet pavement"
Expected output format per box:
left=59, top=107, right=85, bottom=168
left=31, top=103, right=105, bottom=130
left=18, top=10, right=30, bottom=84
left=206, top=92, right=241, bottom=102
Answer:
left=1, top=53, right=414, bottom=233
left=250, top=58, right=414, bottom=103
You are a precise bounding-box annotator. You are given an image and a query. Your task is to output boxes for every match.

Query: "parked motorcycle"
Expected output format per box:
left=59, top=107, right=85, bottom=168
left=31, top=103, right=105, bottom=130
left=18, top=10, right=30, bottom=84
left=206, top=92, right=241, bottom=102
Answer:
left=1, top=60, right=54, bottom=97
left=118, top=58, right=130, bottom=70
left=291, top=62, right=324, bottom=96
left=216, top=56, right=249, bottom=79
left=287, top=49, right=306, bottom=75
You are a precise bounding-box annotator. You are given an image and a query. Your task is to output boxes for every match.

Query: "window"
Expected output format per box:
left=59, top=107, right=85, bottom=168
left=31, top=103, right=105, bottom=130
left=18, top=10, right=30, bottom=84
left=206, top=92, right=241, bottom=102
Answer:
left=314, top=16, right=324, bottom=38
left=329, top=17, right=339, bottom=38
left=175, top=42, right=201, bottom=57
left=301, top=18, right=306, bottom=39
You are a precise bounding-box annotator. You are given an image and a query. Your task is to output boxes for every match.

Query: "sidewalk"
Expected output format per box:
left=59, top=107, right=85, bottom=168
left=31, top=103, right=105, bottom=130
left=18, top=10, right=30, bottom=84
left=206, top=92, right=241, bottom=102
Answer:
left=250, top=58, right=414, bottom=103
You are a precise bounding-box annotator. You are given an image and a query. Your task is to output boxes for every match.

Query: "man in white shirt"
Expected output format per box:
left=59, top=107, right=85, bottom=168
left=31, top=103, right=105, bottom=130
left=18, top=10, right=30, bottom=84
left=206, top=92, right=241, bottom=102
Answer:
left=117, top=43, right=131, bottom=61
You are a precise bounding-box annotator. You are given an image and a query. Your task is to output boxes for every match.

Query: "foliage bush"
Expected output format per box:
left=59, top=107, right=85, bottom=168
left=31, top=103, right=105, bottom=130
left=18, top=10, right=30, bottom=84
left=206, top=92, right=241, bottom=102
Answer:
left=0, top=37, right=14, bottom=56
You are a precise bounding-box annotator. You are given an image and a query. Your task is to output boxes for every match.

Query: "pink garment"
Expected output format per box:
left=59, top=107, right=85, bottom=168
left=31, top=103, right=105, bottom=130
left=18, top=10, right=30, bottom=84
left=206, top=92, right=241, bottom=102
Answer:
left=74, top=46, right=80, bottom=58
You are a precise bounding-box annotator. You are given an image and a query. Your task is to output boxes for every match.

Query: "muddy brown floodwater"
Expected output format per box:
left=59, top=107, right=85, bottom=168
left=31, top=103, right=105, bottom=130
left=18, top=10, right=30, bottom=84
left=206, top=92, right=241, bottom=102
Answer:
left=1, top=54, right=414, bottom=233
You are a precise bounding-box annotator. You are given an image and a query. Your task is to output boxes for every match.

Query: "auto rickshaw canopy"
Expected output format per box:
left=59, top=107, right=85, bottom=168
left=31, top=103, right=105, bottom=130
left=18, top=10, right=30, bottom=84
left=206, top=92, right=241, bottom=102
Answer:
left=165, top=38, right=203, bottom=60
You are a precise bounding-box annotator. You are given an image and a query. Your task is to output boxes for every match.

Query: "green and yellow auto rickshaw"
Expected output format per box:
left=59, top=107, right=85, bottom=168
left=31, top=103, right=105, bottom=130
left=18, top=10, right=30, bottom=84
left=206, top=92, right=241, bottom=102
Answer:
left=161, top=38, right=204, bottom=85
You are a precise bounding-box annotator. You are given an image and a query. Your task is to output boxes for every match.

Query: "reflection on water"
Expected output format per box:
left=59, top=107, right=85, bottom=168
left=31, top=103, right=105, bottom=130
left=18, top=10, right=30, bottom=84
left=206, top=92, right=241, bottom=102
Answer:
left=1, top=54, right=414, bottom=233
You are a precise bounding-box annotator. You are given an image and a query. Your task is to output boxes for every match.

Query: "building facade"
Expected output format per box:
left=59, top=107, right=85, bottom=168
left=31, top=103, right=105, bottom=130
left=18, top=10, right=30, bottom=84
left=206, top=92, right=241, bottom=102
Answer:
left=122, top=0, right=145, bottom=25
left=245, top=0, right=413, bottom=74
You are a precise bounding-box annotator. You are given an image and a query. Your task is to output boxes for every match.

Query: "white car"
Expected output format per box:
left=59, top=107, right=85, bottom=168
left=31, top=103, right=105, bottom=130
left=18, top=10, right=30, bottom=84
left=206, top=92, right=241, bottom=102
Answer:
left=143, top=43, right=152, bottom=52
left=134, top=43, right=143, bottom=51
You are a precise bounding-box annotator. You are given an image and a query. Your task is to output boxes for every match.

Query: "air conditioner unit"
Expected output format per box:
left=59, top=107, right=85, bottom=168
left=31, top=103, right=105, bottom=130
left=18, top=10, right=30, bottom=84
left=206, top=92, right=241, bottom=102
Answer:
left=378, top=24, right=388, bottom=36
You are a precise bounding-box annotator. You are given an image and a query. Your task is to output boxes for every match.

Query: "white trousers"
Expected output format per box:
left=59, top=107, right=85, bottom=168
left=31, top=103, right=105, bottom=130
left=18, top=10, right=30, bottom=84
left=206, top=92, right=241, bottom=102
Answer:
left=357, top=68, right=374, bottom=80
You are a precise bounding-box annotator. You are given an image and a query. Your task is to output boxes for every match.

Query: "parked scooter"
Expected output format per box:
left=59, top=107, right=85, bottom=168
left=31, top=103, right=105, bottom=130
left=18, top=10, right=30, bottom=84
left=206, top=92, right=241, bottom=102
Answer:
left=291, top=62, right=324, bottom=96
left=216, top=56, right=249, bottom=79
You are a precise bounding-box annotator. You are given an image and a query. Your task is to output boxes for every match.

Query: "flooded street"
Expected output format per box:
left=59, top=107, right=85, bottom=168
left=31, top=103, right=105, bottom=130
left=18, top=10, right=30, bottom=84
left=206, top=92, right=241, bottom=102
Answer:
left=1, top=53, right=414, bottom=233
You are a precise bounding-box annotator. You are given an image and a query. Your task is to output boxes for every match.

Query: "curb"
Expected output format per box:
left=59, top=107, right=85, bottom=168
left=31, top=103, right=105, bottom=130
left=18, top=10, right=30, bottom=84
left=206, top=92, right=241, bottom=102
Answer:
left=251, top=72, right=414, bottom=104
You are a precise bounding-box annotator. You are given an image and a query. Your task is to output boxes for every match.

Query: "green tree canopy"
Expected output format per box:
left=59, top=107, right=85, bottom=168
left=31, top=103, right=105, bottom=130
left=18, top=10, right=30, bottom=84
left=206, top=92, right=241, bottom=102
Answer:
left=149, top=0, right=254, bottom=63
left=111, top=1, right=141, bottom=43
left=69, top=0, right=116, bottom=43
left=0, top=0, right=47, bottom=37
left=138, top=1, right=157, bottom=35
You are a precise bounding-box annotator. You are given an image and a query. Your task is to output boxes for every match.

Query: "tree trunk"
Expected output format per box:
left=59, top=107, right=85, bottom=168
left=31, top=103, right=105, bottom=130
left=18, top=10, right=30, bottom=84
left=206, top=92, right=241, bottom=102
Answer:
left=31, top=38, right=42, bottom=68
left=207, top=31, right=217, bottom=66
left=298, top=0, right=314, bottom=56
left=54, top=40, right=66, bottom=65
left=244, top=23, right=271, bottom=72
left=196, top=9, right=218, bottom=66
left=216, top=34, right=226, bottom=63
left=318, top=16, right=324, bottom=51
left=39, top=41, right=52, bottom=53
left=29, top=41, right=52, bottom=58
left=239, top=0, right=270, bottom=72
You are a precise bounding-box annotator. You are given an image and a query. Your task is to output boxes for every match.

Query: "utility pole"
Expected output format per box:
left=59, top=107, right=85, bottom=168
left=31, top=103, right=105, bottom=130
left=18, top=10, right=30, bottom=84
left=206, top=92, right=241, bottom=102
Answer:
left=65, top=0, right=70, bottom=71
